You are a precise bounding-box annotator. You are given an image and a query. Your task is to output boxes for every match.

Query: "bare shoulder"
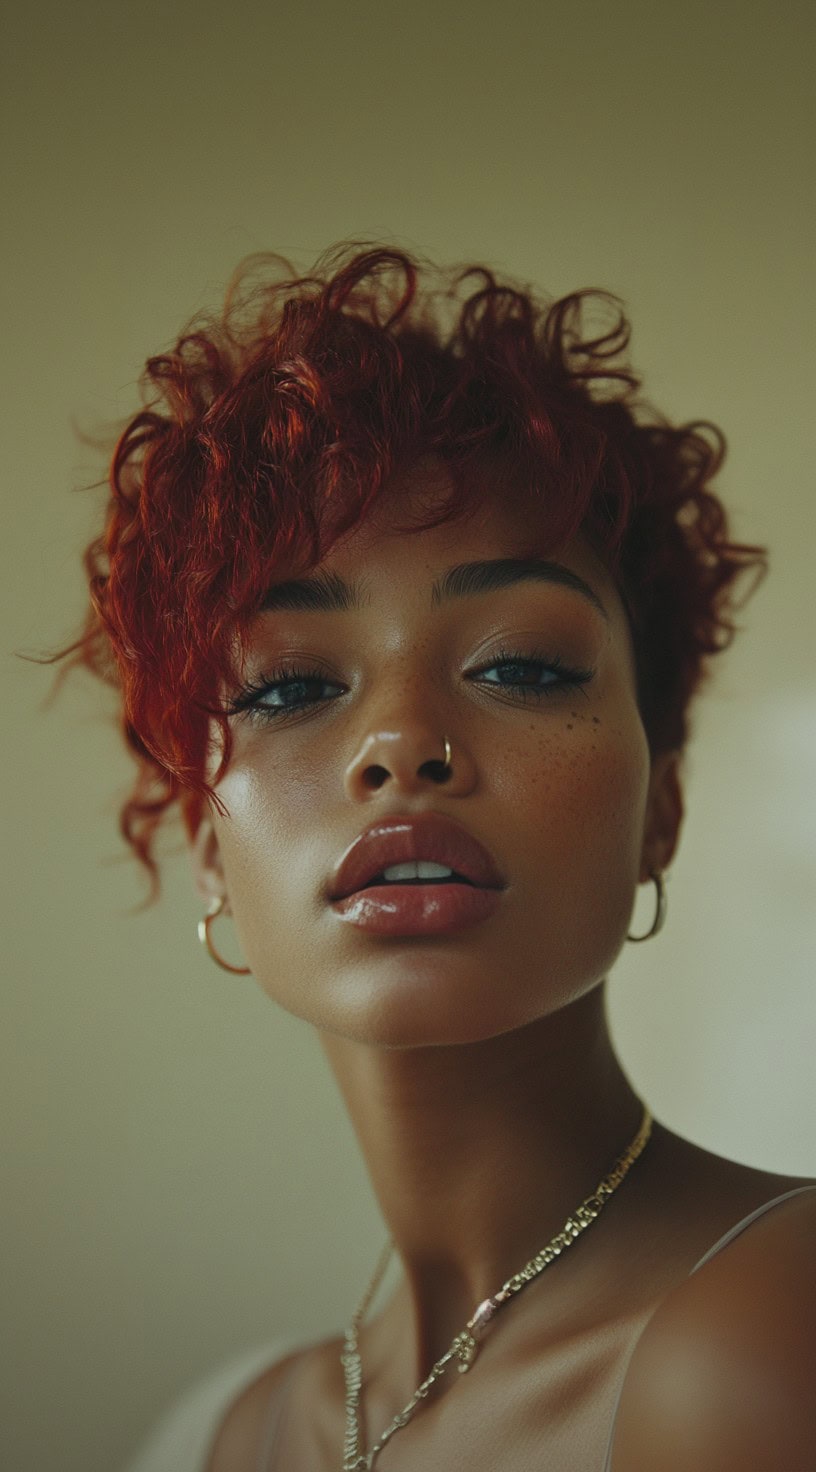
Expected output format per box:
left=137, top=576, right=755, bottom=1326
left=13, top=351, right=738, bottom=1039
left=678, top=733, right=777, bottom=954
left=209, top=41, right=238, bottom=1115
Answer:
left=203, top=1344, right=307, bottom=1472
left=612, top=1186, right=816, bottom=1471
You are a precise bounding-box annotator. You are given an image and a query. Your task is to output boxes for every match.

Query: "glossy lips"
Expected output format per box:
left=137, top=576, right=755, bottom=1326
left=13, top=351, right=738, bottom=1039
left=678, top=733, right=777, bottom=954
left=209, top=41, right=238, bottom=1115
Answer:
left=327, top=813, right=505, bottom=937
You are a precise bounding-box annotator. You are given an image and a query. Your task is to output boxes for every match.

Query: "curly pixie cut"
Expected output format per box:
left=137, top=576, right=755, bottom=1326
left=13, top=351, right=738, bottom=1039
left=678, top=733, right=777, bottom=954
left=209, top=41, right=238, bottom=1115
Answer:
left=62, top=243, right=764, bottom=887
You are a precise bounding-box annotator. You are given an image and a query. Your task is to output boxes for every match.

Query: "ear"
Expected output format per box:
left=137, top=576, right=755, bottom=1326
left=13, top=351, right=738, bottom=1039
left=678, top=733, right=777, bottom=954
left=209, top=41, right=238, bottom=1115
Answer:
left=640, top=750, right=684, bottom=881
left=188, top=815, right=227, bottom=904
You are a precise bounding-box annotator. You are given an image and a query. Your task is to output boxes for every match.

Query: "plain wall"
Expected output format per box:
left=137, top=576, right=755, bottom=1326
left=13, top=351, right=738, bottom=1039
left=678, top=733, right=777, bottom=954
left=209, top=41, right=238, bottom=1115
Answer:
left=2, top=1, right=814, bottom=1468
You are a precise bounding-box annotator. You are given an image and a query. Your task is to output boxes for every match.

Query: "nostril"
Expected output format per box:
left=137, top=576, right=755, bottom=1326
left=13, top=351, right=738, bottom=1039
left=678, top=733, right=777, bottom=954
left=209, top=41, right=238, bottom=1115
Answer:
left=419, top=759, right=451, bottom=784
left=361, top=764, right=390, bottom=791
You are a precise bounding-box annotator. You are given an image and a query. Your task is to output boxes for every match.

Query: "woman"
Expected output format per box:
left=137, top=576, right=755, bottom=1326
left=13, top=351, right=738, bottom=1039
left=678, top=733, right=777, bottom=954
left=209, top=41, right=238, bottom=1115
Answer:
left=66, top=246, right=815, bottom=1470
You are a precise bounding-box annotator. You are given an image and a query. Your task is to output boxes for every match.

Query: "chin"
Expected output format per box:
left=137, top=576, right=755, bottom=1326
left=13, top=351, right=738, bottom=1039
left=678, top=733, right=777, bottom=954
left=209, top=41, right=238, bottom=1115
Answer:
left=260, top=948, right=604, bottom=1051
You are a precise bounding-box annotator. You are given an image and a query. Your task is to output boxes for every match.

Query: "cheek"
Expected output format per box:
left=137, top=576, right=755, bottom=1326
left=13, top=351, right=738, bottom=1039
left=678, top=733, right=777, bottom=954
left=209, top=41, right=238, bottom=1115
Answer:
left=500, top=714, right=650, bottom=902
left=209, top=759, right=320, bottom=945
left=214, top=728, right=327, bottom=853
left=490, top=718, right=650, bottom=1008
left=568, top=723, right=649, bottom=852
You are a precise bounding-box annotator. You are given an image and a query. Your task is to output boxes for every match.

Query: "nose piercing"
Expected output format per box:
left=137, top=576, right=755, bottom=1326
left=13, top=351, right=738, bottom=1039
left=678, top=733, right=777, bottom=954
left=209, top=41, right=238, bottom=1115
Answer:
left=442, top=737, right=452, bottom=771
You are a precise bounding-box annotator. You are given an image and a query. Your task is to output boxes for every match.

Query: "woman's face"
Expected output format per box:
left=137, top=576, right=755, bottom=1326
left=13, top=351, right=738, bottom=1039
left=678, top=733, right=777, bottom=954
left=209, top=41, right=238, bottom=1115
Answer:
left=194, top=461, right=681, bottom=1047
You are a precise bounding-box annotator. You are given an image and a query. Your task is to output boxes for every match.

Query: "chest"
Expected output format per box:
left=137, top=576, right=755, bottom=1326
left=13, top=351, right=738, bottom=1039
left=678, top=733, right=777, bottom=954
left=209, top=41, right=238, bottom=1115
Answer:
left=269, top=1317, right=644, bottom=1472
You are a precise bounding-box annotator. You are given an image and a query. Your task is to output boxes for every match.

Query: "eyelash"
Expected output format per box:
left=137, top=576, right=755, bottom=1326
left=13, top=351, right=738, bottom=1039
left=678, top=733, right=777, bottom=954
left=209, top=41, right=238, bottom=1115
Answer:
left=472, top=647, right=593, bottom=700
left=226, top=664, right=346, bottom=721
left=226, top=650, right=593, bottom=724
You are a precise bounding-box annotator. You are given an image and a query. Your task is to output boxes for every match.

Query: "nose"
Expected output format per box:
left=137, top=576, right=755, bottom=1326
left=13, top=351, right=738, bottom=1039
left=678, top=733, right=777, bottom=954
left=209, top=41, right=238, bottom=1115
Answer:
left=343, top=725, right=475, bottom=801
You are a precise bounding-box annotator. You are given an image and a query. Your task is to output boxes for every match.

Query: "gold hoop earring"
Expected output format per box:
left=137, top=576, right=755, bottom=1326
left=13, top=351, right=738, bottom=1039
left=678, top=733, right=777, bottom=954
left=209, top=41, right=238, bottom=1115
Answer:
left=442, top=736, right=452, bottom=771
left=627, top=872, right=667, bottom=943
left=198, top=897, right=251, bottom=975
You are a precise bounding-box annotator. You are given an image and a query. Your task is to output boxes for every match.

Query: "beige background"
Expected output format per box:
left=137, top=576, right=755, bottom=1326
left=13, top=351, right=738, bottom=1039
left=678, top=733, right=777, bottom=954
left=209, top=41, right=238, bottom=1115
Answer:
left=2, top=2, right=814, bottom=1468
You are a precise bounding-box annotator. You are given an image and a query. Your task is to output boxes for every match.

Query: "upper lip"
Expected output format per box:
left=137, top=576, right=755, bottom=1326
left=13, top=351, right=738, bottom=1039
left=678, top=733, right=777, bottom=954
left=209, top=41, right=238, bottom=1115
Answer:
left=327, top=813, right=506, bottom=902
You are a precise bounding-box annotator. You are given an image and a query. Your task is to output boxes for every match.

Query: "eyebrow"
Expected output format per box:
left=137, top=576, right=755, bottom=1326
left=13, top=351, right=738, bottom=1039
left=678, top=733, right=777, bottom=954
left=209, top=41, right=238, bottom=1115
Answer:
left=260, top=558, right=608, bottom=620
left=260, top=570, right=363, bottom=613
left=432, top=558, right=608, bottom=619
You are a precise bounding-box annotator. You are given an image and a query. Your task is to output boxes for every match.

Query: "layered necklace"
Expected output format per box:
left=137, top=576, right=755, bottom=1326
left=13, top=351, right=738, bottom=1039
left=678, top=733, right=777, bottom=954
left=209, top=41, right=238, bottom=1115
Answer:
left=341, top=1104, right=652, bottom=1471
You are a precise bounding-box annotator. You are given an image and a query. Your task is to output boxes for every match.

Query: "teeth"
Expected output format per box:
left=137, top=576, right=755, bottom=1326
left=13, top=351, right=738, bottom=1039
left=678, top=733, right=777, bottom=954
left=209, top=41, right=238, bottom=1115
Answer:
left=381, top=861, right=454, bottom=882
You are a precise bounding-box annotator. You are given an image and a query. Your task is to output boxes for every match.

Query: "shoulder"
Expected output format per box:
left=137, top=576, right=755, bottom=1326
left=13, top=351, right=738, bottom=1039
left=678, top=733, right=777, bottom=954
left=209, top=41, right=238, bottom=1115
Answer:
left=203, top=1333, right=345, bottom=1472
left=611, top=1186, right=816, bottom=1471
left=203, top=1348, right=303, bottom=1472
left=122, top=1340, right=301, bottom=1472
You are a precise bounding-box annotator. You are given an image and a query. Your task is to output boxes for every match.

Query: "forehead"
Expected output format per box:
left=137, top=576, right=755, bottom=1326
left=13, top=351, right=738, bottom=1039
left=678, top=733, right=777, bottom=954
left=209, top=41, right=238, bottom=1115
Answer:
left=314, top=457, right=624, bottom=623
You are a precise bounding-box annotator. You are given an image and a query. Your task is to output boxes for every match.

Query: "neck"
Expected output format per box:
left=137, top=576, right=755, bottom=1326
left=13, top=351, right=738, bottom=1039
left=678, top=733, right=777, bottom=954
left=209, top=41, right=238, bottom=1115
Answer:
left=321, top=984, right=644, bottom=1375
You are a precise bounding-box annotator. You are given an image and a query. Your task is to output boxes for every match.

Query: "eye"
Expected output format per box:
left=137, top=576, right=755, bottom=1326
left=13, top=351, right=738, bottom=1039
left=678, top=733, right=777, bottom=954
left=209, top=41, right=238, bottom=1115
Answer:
left=226, top=665, right=346, bottom=722
left=468, top=649, right=593, bottom=700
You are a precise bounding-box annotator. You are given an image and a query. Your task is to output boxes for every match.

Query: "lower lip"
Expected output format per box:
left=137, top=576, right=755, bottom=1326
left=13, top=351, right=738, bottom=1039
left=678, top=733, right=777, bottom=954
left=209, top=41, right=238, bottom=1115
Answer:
left=330, top=883, right=502, bottom=937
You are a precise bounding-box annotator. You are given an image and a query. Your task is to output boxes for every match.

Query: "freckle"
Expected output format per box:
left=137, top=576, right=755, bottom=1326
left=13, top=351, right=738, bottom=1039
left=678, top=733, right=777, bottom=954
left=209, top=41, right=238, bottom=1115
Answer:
left=592, top=716, right=600, bottom=725
left=566, top=723, right=573, bottom=730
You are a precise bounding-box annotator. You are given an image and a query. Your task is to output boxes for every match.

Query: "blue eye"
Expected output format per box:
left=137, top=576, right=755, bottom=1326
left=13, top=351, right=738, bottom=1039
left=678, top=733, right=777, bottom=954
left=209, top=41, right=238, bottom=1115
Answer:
left=470, top=650, right=593, bottom=699
left=227, top=666, right=345, bottom=721
left=227, top=649, right=593, bottom=725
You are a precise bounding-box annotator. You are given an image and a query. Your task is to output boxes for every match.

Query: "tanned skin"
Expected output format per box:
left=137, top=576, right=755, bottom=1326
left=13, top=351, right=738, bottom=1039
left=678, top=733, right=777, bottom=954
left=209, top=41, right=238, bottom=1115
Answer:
left=191, top=461, right=816, bottom=1471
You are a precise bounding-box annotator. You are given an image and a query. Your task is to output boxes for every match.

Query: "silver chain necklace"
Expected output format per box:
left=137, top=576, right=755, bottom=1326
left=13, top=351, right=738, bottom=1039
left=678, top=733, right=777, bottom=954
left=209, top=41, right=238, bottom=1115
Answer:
left=341, top=1104, right=653, bottom=1471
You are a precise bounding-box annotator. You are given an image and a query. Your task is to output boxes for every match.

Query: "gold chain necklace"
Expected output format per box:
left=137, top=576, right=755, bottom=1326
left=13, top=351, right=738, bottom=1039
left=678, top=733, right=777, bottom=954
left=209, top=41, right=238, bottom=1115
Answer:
left=341, top=1105, right=652, bottom=1472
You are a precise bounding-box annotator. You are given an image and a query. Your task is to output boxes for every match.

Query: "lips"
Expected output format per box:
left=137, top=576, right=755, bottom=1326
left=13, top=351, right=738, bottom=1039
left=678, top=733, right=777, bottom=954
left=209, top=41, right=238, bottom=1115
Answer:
left=327, top=814, right=506, bottom=938
left=328, top=813, right=505, bottom=902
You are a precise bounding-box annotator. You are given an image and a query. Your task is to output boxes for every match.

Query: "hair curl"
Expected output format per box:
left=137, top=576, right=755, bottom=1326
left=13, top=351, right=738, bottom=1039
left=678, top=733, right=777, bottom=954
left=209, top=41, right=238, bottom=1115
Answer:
left=59, top=243, right=765, bottom=891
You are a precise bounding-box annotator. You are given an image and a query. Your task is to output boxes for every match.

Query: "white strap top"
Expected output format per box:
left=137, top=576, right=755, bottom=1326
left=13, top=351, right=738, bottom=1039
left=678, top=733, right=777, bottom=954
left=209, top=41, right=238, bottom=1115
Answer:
left=122, top=1185, right=816, bottom=1472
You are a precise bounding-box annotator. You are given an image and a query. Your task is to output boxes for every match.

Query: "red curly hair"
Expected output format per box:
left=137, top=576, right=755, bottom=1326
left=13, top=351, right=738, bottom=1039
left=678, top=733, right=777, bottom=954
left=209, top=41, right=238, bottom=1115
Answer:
left=60, top=243, right=764, bottom=890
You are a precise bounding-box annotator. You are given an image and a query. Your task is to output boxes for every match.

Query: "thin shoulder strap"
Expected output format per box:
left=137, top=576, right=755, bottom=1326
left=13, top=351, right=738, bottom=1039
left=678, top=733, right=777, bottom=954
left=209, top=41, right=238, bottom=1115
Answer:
left=602, top=1184, right=816, bottom=1471
left=689, top=1183, right=816, bottom=1275
left=255, top=1349, right=308, bottom=1472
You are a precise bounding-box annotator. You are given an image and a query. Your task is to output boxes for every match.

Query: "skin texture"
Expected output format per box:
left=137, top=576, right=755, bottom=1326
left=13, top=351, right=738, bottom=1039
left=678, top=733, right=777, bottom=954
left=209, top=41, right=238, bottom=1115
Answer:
left=191, top=462, right=816, bottom=1471
left=195, top=464, right=680, bottom=1045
